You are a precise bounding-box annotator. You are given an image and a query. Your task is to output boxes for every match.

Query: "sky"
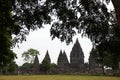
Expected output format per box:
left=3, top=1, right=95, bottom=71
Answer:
left=13, top=2, right=114, bottom=66
left=13, top=25, right=93, bottom=66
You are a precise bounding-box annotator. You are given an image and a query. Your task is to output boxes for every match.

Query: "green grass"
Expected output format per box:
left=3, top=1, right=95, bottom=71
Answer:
left=0, top=75, right=119, bottom=80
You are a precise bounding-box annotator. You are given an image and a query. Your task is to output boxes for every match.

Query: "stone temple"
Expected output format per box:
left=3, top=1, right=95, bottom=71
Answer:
left=56, top=38, right=103, bottom=74
left=57, top=50, right=69, bottom=73
left=70, top=38, right=84, bottom=72
left=26, top=38, right=103, bottom=74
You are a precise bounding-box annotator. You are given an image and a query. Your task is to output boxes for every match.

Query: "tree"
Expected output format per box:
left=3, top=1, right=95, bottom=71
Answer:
left=95, top=45, right=120, bottom=75
left=0, top=50, right=17, bottom=74
left=22, top=48, right=39, bottom=63
left=7, top=61, right=18, bottom=74
left=0, top=0, right=21, bottom=68
left=50, top=63, right=58, bottom=69
left=0, top=0, right=116, bottom=45
left=19, top=62, right=33, bottom=74
left=90, top=46, right=120, bottom=75
left=94, top=32, right=120, bottom=75
left=0, top=60, right=18, bottom=74
left=111, top=0, right=120, bottom=30
left=95, top=10, right=120, bottom=75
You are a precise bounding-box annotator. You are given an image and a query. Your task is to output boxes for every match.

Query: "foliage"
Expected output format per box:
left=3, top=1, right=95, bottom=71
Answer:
left=96, top=11, right=120, bottom=70
left=50, top=63, right=58, bottom=69
left=0, top=49, right=17, bottom=73
left=11, top=0, right=114, bottom=45
left=87, top=10, right=120, bottom=76
left=0, top=60, right=18, bottom=74
left=20, top=62, right=33, bottom=69
left=91, top=42, right=120, bottom=75
left=7, top=61, right=18, bottom=74
left=22, top=48, right=39, bottom=63
left=1, top=0, right=113, bottom=44
left=50, top=0, right=111, bottom=44
left=0, top=0, right=20, bottom=68
left=19, top=62, right=33, bottom=74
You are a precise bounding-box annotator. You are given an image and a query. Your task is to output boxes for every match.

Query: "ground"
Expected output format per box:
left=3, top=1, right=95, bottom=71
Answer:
left=0, top=75, right=120, bottom=80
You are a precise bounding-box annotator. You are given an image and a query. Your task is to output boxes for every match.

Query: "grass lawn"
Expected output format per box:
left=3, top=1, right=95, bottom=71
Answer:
left=0, top=75, right=119, bottom=80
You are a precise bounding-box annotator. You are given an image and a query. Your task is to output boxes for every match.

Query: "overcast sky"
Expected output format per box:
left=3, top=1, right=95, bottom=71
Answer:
left=13, top=2, right=114, bottom=66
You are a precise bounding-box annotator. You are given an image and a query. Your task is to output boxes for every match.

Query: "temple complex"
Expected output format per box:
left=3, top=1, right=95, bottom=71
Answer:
left=21, top=38, right=104, bottom=74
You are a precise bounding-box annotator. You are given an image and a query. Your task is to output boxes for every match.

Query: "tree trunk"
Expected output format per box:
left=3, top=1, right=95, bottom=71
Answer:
left=102, top=65, right=105, bottom=75
left=112, top=68, right=117, bottom=76
left=111, top=0, right=120, bottom=30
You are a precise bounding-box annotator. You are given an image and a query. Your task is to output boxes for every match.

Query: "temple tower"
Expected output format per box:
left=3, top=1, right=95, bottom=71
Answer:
left=33, top=55, right=40, bottom=74
left=43, top=50, right=51, bottom=64
left=57, top=50, right=69, bottom=73
left=70, top=38, right=84, bottom=72
left=62, top=51, right=69, bottom=67
left=41, top=50, right=51, bottom=73
left=57, top=50, right=63, bottom=67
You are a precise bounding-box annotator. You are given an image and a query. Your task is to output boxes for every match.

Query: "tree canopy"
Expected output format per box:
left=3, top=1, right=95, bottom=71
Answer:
left=22, top=48, right=39, bottom=63
left=10, top=0, right=119, bottom=45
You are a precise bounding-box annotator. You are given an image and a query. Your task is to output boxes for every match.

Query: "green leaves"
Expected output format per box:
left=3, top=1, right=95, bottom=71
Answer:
left=22, top=48, right=39, bottom=63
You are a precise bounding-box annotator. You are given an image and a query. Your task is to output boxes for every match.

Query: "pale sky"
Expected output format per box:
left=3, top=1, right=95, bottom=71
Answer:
left=13, top=25, right=93, bottom=66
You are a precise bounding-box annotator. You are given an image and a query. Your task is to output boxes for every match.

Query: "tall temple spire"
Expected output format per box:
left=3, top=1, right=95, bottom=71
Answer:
left=43, top=50, right=51, bottom=64
left=41, top=50, right=51, bottom=72
left=71, top=38, right=84, bottom=57
left=57, top=50, right=69, bottom=73
left=62, top=51, right=69, bottom=66
left=57, top=50, right=63, bottom=66
left=70, top=38, right=84, bottom=72
left=34, top=55, right=39, bottom=65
